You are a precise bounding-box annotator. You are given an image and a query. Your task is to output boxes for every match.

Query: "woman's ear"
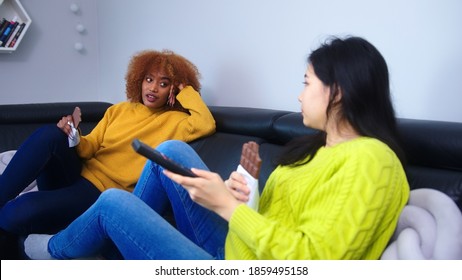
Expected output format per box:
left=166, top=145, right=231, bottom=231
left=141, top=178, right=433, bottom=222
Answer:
left=332, top=85, right=343, bottom=104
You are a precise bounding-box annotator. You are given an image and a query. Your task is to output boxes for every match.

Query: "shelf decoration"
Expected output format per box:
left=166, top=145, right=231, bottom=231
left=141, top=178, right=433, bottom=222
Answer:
left=0, top=0, right=32, bottom=53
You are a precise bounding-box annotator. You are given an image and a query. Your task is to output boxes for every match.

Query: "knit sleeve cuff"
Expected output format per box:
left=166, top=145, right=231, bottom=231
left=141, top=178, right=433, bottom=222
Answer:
left=229, top=204, right=267, bottom=246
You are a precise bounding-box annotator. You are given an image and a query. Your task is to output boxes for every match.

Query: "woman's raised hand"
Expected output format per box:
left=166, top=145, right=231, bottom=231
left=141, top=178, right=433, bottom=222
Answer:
left=57, top=115, right=74, bottom=136
left=57, top=107, right=81, bottom=136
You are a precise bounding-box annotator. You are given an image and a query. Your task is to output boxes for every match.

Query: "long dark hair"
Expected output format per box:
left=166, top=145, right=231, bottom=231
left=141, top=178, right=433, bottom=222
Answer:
left=277, top=36, right=405, bottom=166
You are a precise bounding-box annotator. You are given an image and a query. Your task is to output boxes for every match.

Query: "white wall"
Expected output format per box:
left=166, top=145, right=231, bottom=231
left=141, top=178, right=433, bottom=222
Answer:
left=0, top=0, right=100, bottom=103
left=1, top=0, right=461, bottom=122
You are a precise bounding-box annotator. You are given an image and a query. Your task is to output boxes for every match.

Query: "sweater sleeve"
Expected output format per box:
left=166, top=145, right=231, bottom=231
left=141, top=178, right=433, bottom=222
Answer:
left=226, top=142, right=409, bottom=259
left=174, top=86, right=215, bottom=141
left=76, top=104, right=113, bottom=159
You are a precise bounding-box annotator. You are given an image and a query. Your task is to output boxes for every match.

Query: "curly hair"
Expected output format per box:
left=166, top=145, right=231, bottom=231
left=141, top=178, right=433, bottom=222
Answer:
left=125, top=49, right=201, bottom=104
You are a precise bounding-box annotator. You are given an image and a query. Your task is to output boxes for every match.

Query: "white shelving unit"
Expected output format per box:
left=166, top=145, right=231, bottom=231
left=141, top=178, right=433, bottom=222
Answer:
left=0, top=0, right=32, bottom=53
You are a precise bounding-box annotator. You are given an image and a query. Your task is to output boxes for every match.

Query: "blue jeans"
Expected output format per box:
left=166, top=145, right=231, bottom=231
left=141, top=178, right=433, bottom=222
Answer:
left=48, top=140, right=228, bottom=260
left=0, top=125, right=101, bottom=234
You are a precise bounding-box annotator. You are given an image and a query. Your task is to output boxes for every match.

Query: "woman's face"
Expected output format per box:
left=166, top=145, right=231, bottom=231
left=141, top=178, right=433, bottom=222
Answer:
left=298, top=64, right=331, bottom=131
left=141, top=67, right=172, bottom=109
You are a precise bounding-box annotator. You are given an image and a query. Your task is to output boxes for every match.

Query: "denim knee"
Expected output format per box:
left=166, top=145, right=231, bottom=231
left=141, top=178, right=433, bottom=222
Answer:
left=156, top=140, right=195, bottom=159
left=98, top=189, right=130, bottom=206
left=37, top=125, right=64, bottom=138
left=156, top=140, right=189, bottom=152
left=30, top=125, right=67, bottom=145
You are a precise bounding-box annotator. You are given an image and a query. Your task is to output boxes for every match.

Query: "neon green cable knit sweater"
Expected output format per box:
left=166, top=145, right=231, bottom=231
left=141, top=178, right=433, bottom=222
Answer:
left=225, top=137, right=409, bottom=259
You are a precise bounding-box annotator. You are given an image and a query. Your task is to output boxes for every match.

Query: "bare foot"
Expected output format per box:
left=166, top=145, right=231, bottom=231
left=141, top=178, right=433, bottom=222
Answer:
left=240, top=141, right=262, bottom=178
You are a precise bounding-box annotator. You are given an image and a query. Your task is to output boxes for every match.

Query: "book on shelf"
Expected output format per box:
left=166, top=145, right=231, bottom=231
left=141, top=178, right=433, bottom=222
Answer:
left=0, top=20, right=15, bottom=46
left=0, top=13, right=26, bottom=49
left=4, top=21, right=19, bottom=47
left=0, top=18, right=9, bottom=36
left=1, top=20, right=18, bottom=47
left=7, top=22, right=25, bottom=48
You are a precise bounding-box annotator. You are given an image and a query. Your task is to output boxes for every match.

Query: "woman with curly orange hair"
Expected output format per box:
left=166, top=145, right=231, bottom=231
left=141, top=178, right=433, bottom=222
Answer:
left=0, top=49, right=215, bottom=259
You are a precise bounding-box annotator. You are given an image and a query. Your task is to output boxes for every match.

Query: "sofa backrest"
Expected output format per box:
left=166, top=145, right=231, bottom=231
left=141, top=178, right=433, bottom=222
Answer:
left=0, top=102, right=112, bottom=153
left=190, top=107, right=296, bottom=190
left=397, top=118, right=462, bottom=209
left=1, top=102, right=461, bottom=210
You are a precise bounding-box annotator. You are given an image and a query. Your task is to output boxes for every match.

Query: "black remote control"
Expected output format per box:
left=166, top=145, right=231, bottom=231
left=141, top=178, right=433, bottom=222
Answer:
left=132, top=139, right=197, bottom=177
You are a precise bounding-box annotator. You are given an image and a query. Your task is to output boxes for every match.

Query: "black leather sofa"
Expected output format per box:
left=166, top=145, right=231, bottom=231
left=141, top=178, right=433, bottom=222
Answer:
left=1, top=101, right=461, bottom=212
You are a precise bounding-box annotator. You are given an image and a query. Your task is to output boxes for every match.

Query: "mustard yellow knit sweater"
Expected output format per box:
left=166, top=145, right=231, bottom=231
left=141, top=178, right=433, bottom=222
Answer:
left=76, top=86, right=215, bottom=192
left=225, top=137, right=409, bottom=259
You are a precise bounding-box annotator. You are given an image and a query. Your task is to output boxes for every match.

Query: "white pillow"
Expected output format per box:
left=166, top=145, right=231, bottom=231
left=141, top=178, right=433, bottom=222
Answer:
left=381, top=188, right=462, bottom=260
